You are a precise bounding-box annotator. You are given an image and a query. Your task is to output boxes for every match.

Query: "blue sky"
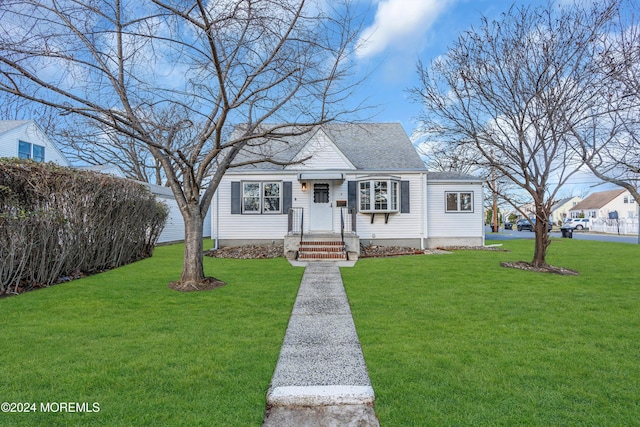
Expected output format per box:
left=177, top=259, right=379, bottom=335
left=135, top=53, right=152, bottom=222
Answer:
left=349, top=0, right=619, bottom=195
left=349, top=0, right=548, bottom=136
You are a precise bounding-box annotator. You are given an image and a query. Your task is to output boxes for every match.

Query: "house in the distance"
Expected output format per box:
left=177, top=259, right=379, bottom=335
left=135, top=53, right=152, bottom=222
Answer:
left=210, top=123, right=484, bottom=260
left=568, top=188, right=634, bottom=219
left=550, top=196, right=582, bottom=225
left=0, top=120, right=71, bottom=166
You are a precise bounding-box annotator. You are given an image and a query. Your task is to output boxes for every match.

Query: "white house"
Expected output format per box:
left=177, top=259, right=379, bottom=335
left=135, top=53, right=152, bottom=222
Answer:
left=139, top=181, right=212, bottom=244
left=211, top=123, right=484, bottom=260
left=569, top=188, right=635, bottom=220
left=0, top=120, right=71, bottom=166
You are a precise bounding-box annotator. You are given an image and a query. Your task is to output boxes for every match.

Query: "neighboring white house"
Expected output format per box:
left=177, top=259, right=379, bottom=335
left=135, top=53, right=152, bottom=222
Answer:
left=210, top=123, right=484, bottom=259
left=550, top=196, right=582, bottom=225
left=0, top=120, right=206, bottom=244
left=568, top=189, right=634, bottom=220
left=77, top=163, right=127, bottom=178
left=0, top=120, right=71, bottom=166
left=141, top=181, right=212, bottom=244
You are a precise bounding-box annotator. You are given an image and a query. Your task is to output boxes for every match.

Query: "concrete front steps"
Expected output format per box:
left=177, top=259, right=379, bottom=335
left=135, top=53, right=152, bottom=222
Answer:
left=297, top=240, right=347, bottom=261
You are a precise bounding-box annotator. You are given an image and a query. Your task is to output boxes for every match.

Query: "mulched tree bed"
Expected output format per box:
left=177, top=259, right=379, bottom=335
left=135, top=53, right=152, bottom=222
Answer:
left=359, top=245, right=450, bottom=258
left=205, top=244, right=284, bottom=259
left=500, top=261, right=579, bottom=276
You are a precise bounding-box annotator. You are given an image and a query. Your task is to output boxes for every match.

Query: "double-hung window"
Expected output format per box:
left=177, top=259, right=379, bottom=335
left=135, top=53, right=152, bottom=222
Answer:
left=242, top=181, right=281, bottom=213
left=445, top=192, right=473, bottom=212
left=18, top=141, right=45, bottom=162
left=263, top=182, right=281, bottom=212
left=359, top=179, right=399, bottom=213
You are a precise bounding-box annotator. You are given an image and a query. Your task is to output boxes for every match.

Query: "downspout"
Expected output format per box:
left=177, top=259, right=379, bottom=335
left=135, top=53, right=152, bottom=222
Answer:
left=214, top=190, right=219, bottom=250
left=421, top=172, right=426, bottom=250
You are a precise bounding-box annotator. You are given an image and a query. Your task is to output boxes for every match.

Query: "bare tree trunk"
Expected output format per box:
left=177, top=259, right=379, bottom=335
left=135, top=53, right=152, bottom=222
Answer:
left=532, top=220, right=548, bottom=267
left=531, top=199, right=550, bottom=267
left=169, top=204, right=212, bottom=291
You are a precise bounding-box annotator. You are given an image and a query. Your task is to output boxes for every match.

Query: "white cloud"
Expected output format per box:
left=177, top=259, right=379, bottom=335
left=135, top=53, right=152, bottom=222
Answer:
left=356, top=0, right=455, bottom=59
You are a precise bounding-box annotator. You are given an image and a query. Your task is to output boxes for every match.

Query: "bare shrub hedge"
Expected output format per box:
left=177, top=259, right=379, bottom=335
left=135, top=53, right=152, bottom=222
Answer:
left=0, top=159, right=168, bottom=295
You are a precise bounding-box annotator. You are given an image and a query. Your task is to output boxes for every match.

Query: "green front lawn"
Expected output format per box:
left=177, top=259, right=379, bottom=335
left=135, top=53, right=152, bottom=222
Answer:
left=1, top=238, right=639, bottom=426
left=0, top=240, right=302, bottom=426
left=342, top=239, right=640, bottom=426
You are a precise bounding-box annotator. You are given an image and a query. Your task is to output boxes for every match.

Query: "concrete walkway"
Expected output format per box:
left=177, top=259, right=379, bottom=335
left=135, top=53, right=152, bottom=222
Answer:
left=263, top=262, right=379, bottom=426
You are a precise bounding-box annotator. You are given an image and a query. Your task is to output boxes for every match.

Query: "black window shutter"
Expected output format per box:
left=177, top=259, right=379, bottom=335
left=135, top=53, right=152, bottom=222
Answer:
left=282, top=181, right=292, bottom=214
left=400, top=181, right=410, bottom=213
left=347, top=181, right=358, bottom=212
left=231, top=181, right=241, bottom=214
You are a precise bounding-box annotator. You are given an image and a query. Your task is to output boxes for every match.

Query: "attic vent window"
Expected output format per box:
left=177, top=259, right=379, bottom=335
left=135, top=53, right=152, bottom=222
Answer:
left=358, top=179, right=399, bottom=213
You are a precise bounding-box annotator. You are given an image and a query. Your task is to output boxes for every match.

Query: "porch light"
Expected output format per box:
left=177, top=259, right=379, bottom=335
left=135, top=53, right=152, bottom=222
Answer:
left=301, top=182, right=307, bottom=192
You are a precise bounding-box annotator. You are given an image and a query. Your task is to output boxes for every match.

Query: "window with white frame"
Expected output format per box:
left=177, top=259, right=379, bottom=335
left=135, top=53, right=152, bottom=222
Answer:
left=19, top=141, right=45, bottom=162
left=263, top=182, right=281, bottom=212
left=445, top=192, right=473, bottom=212
left=359, top=179, right=398, bottom=213
left=242, top=181, right=281, bottom=213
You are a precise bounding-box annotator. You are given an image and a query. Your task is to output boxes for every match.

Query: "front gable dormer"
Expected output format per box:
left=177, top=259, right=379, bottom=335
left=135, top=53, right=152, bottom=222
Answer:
left=286, top=128, right=355, bottom=170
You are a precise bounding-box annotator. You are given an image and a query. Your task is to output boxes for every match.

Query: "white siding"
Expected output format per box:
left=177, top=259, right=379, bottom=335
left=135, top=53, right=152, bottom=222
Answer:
left=213, top=172, right=485, bottom=247
left=157, top=196, right=185, bottom=244
left=213, top=172, right=427, bottom=242
left=350, top=174, right=424, bottom=240
left=603, top=191, right=635, bottom=219
left=289, top=130, right=355, bottom=170
left=202, top=208, right=212, bottom=238
left=427, top=183, right=484, bottom=238
left=0, top=121, right=70, bottom=165
left=213, top=173, right=295, bottom=242
left=0, top=132, right=14, bottom=158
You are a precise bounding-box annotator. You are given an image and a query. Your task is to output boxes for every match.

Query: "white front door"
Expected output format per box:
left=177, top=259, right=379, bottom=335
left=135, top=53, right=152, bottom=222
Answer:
left=309, top=182, right=333, bottom=231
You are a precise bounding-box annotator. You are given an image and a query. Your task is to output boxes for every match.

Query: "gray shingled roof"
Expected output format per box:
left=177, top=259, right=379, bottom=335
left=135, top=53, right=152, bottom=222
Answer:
left=571, top=189, right=626, bottom=210
left=230, top=123, right=425, bottom=171
left=427, top=171, right=483, bottom=182
left=0, top=120, right=30, bottom=135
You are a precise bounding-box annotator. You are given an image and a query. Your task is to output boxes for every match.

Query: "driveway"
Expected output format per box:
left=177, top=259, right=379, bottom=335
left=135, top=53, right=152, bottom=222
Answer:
left=485, top=226, right=639, bottom=244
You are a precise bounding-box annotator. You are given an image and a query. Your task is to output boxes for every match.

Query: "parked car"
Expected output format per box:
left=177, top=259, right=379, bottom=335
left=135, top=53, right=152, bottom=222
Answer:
left=504, top=221, right=513, bottom=230
left=563, top=218, right=590, bottom=230
left=517, top=218, right=553, bottom=232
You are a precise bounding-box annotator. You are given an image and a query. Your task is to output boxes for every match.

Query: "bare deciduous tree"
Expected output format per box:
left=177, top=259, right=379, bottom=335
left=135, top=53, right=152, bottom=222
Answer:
left=0, top=0, right=363, bottom=289
left=412, top=0, right=618, bottom=268
left=575, top=0, right=640, bottom=241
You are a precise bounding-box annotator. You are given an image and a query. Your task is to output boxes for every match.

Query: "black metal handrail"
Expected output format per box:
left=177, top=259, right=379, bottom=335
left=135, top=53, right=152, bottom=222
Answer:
left=300, top=209, right=304, bottom=245
left=340, top=208, right=345, bottom=245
